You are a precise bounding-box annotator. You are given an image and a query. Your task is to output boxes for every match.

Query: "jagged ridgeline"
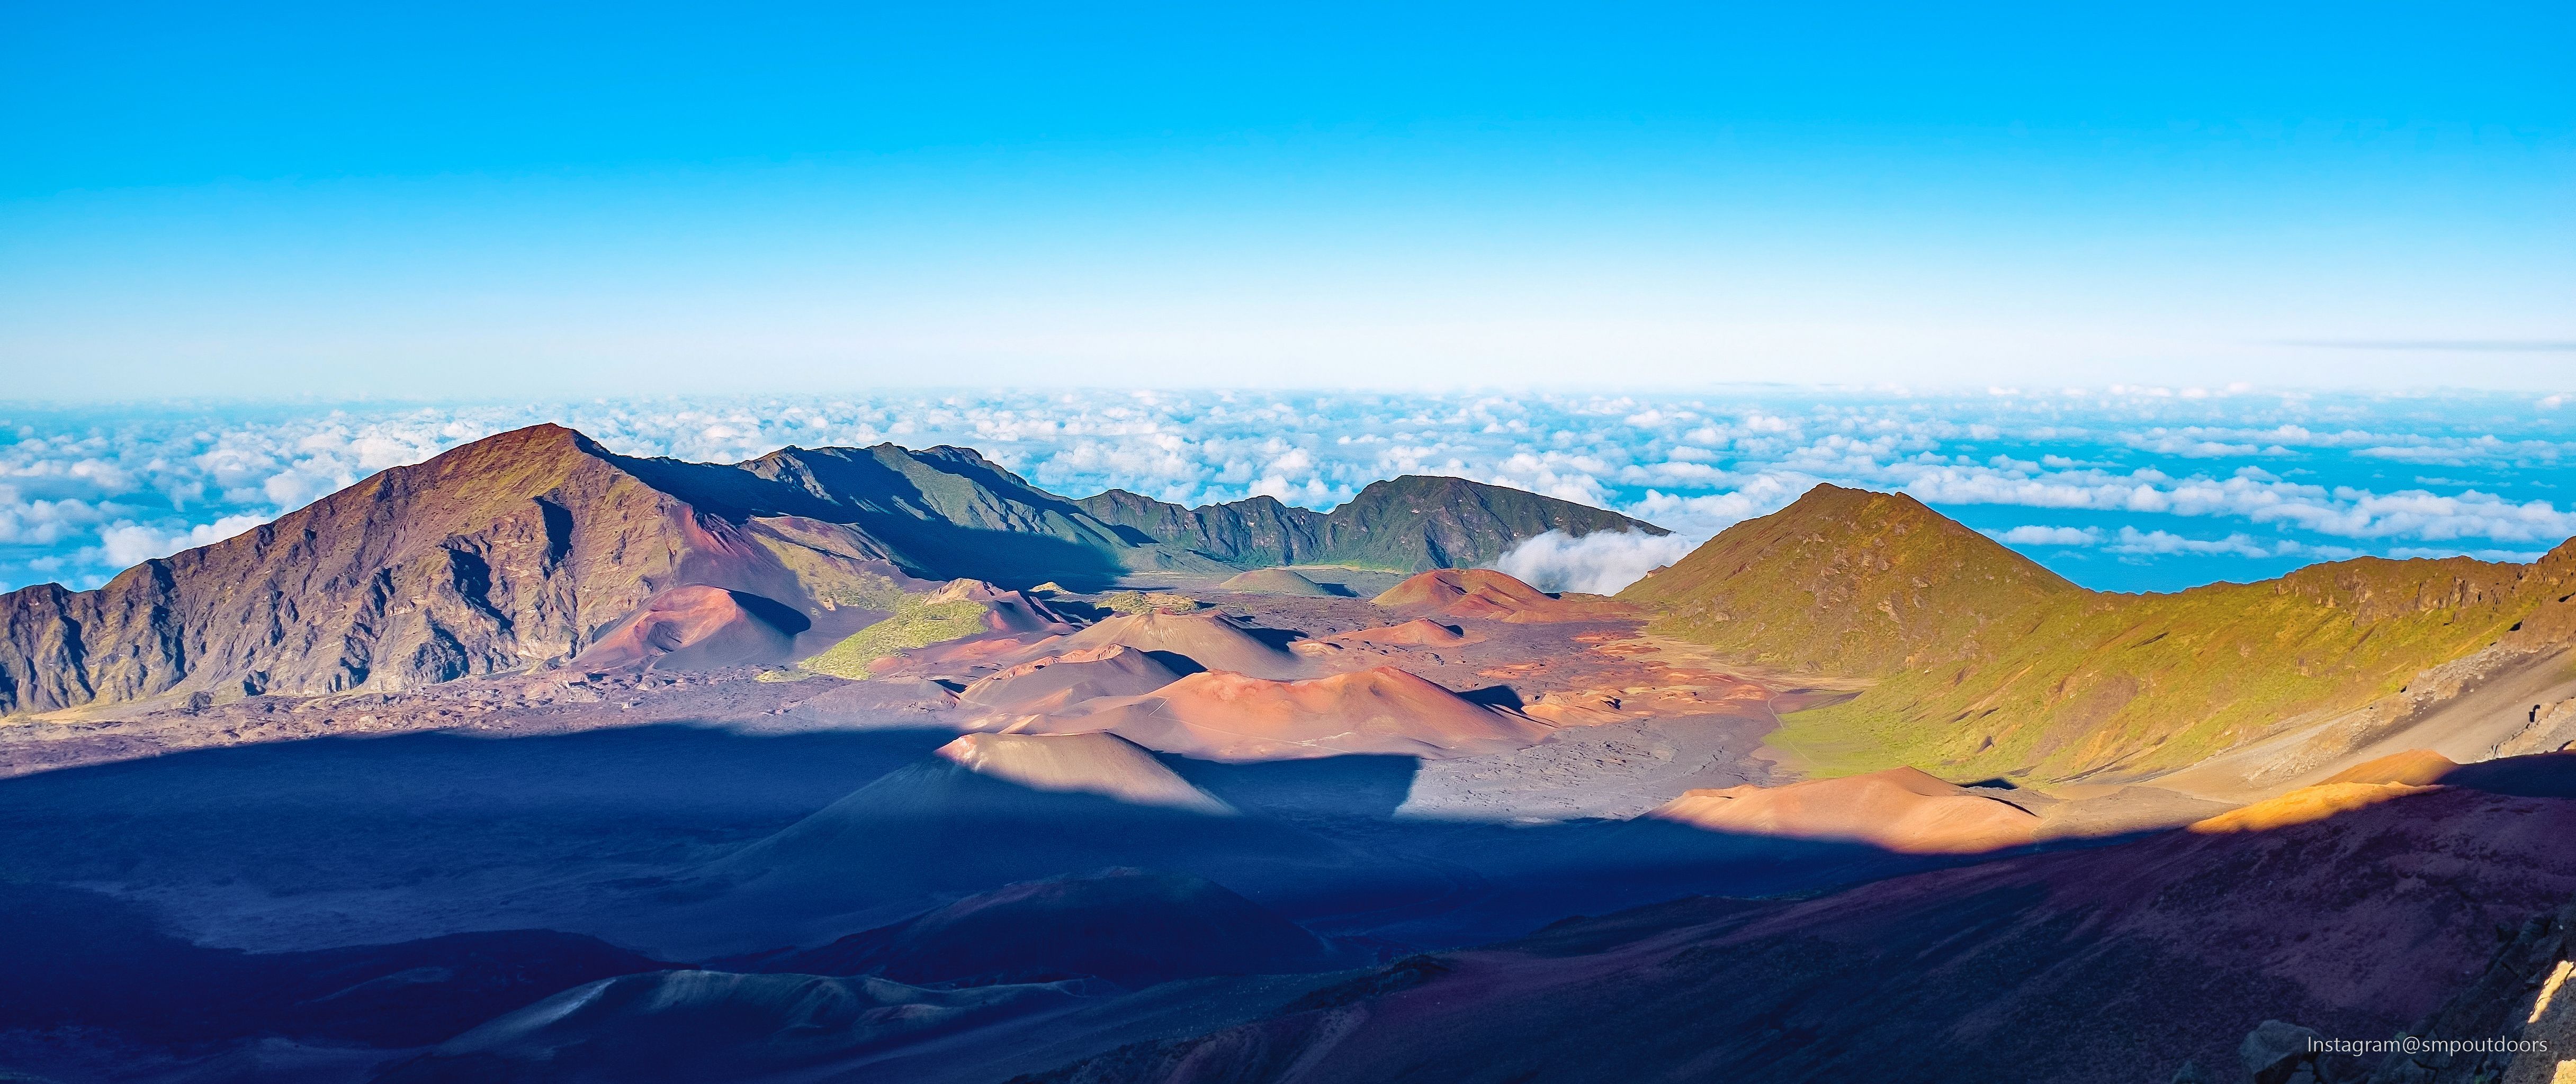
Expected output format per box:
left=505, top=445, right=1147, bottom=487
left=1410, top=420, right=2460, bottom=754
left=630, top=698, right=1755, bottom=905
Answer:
left=1620, top=484, right=2576, bottom=783
left=0, top=424, right=1659, bottom=714
left=1079, top=475, right=1665, bottom=571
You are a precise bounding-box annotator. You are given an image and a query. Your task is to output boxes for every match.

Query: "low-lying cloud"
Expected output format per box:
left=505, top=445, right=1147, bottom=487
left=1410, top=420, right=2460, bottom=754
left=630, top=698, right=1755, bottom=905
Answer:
left=1492, top=529, right=1699, bottom=596
left=1986, top=525, right=2103, bottom=546
left=1, top=385, right=2569, bottom=595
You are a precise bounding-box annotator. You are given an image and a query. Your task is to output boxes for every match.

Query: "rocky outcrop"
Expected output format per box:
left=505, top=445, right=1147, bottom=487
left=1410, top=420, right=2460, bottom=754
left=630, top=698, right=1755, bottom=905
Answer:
left=0, top=425, right=759, bottom=712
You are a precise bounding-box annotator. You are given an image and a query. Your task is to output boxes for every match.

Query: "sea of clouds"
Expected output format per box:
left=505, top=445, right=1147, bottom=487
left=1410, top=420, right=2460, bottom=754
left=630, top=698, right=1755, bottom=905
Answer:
left=2, top=386, right=2570, bottom=597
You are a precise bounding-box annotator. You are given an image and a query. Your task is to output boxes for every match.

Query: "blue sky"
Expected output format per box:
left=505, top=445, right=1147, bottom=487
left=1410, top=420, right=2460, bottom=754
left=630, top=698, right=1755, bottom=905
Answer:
left=4, top=2, right=2570, bottom=396
left=4, top=5, right=2572, bottom=594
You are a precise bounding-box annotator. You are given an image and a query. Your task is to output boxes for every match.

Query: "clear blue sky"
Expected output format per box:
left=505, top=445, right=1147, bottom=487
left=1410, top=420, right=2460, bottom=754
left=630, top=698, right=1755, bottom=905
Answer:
left=4, top=1, right=2570, bottom=399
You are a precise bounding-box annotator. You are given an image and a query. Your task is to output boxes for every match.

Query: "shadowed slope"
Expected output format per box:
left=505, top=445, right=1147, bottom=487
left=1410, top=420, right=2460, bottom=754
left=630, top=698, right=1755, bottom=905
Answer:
left=1622, top=483, right=2576, bottom=783
left=676, top=733, right=1361, bottom=956
left=376, top=971, right=1081, bottom=1084
left=729, top=868, right=1341, bottom=989
left=0, top=883, right=663, bottom=1049
left=1025, top=757, right=2576, bottom=1084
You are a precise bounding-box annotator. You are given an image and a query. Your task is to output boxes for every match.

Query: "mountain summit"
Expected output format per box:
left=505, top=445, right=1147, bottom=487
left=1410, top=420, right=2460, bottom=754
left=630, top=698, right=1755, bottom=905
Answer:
left=1620, top=484, right=2079, bottom=677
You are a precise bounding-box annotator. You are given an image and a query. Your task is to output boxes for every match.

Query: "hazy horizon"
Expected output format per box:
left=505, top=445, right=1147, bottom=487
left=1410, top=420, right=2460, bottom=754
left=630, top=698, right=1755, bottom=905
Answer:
left=5, top=386, right=2568, bottom=599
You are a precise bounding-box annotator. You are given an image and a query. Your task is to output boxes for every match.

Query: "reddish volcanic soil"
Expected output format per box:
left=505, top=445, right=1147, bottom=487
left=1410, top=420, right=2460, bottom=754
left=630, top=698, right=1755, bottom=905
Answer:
left=1371, top=569, right=1639, bottom=624
left=576, top=585, right=804, bottom=669
left=1021, top=612, right=1308, bottom=679
left=1005, top=665, right=1556, bottom=761
left=1649, top=766, right=2042, bottom=853
left=1320, top=618, right=1478, bottom=647
left=1034, top=760, right=2576, bottom=1084
left=959, top=646, right=1186, bottom=715
left=929, top=732, right=1233, bottom=814
left=2322, top=747, right=2461, bottom=786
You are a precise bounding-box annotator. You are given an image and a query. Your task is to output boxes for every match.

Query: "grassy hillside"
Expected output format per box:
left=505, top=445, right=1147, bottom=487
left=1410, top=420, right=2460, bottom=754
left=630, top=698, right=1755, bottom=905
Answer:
left=1621, top=486, right=2080, bottom=678
left=1623, top=485, right=2567, bottom=782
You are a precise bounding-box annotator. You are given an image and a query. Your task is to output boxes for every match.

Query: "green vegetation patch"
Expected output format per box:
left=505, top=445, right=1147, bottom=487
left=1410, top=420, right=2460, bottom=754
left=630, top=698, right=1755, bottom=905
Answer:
left=1759, top=561, right=2538, bottom=782
left=801, top=598, right=992, bottom=680
left=1100, top=591, right=1203, bottom=615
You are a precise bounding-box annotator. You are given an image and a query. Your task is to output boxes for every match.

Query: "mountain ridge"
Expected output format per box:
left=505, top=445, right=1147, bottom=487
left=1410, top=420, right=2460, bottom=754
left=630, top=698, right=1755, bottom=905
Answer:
left=0, top=425, right=1653, bottom=715
left=1076, top=475, right=1665, bottom=572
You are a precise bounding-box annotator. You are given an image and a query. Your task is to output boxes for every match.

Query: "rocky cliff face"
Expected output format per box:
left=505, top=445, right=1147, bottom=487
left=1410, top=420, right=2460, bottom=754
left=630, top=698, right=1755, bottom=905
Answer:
left=1076, top=491, right=1327, bottom=567
left=0, top=427, right=1659, bottom=715
left=1079, top=475, right=1665, bottom=572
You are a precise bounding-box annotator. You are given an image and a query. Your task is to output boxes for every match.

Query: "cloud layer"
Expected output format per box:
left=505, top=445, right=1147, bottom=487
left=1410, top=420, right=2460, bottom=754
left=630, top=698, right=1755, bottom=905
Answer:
left=2, top=386, right=2570, bottom=595
left=1493, top=530, right=1698, bottom=595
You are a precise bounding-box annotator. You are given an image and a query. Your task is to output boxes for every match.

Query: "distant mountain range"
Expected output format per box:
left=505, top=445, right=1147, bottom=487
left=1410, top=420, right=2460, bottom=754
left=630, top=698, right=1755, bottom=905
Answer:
left=1621, top=484, right=2576, bottom=785
left=0, top=424, right=1660, bottom=714
left=1079, top=475, right=1662, bottom=571
left=14, top=421, right=2569, bottom=801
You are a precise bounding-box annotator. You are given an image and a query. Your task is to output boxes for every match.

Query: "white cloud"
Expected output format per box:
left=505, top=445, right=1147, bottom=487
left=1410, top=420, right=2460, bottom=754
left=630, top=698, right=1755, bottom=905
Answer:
left=1492, top=529, right=1697, bottom=595
left=2104, top=527, right=2274, bottom=558
left=97, top=514, right=268, bottom=567
left=2, top=387, right=2569, bottom=595
left=1986, top=525, right=2103, bottom=545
